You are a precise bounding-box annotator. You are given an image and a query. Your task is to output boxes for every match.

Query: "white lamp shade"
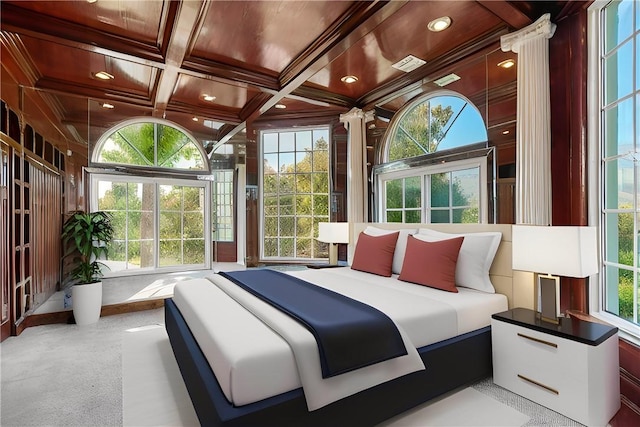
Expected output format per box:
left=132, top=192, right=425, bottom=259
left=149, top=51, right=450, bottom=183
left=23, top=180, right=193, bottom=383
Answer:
left=317, top=222, right=350, bottom=244
left=512, top=225, right=598, bottom=278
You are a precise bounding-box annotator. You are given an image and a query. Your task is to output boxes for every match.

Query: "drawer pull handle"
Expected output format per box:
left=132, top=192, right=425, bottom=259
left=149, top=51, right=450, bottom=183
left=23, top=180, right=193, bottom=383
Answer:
left=517, top=333, right=558, bottom=348
left=517, top=374, right=559, bottom=395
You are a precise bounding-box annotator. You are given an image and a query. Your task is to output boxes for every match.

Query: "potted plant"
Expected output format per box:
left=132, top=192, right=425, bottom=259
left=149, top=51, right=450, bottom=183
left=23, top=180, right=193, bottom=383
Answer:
left=61, top=210, right=114, bottom=325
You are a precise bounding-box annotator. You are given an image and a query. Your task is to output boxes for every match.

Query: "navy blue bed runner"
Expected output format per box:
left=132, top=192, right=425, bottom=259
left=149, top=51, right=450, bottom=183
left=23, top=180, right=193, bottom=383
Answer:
left=218, top=269, right=407, bottom=378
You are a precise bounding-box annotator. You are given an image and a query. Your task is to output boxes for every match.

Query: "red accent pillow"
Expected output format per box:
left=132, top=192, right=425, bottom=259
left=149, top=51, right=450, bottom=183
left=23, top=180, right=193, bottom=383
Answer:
left=398, top=235, right=464, bottom=292
left=351, top=231, right=399, bottom=277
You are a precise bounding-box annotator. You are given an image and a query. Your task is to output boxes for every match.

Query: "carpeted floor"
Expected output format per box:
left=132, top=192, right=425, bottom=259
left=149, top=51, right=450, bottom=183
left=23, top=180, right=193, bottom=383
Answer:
left=1, top=308, right=585, bottom=427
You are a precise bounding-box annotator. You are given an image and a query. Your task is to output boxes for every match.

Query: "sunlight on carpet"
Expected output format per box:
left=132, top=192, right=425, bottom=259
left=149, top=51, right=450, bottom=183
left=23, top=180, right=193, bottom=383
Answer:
left=122, top=326, right=531, bottom=427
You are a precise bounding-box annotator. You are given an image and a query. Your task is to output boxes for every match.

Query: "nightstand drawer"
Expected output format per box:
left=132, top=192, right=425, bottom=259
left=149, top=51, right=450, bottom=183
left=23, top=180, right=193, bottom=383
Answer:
left=491, top=310, right=620, bottom=427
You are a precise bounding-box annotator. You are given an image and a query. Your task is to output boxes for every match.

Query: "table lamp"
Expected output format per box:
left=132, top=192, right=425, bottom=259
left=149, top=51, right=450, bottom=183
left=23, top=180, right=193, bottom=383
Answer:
left=512, top=225, right=598, bottom=323
left=317, top=222, right=349, bottom=265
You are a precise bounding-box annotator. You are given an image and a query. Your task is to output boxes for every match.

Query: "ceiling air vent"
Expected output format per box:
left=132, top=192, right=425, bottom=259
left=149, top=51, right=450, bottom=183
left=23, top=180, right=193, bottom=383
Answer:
left=392, top=55, right=426, bottom=73
left=433, top=73, right=461, bottom=87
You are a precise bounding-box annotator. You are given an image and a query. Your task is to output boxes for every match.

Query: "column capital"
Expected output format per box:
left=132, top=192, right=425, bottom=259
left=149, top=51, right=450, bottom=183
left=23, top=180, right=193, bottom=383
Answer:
left=501, top=13, right=556, bottom=53
left=340, top=107, right=375, bottom=124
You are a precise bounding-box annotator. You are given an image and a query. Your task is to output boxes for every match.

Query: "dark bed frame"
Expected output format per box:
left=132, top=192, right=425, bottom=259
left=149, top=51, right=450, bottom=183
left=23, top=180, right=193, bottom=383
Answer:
left=165, top=298, right=493, bottom=427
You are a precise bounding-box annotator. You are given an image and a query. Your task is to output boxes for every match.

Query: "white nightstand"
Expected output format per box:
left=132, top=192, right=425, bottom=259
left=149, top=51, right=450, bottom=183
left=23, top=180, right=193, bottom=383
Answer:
left=491, top=308, right=620, bottom=426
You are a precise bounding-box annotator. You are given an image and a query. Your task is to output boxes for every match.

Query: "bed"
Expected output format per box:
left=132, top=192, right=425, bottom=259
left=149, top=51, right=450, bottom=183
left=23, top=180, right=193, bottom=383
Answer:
left=165, top=223, right=534, bottom=426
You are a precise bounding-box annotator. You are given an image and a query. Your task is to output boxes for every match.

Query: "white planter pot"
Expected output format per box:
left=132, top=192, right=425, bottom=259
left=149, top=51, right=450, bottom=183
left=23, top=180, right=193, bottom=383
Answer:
left=72, top=281, right=103, bottom=325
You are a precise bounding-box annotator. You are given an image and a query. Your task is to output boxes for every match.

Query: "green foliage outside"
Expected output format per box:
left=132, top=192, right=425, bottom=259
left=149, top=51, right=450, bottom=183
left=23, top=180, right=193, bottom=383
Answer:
left=616, top=209, right=635, bottom=320
left=263, top=133, right=329, bottom=259
left=388, top=102, right=454, bottom=161
left=95, top=121, right=207, bottom=269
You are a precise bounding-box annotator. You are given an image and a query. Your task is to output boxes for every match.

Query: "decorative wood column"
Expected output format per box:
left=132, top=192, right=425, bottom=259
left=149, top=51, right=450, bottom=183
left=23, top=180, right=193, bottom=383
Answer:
left=501, top=14, right=556, bottom=226
left=339, top=108, right=374, bottom=223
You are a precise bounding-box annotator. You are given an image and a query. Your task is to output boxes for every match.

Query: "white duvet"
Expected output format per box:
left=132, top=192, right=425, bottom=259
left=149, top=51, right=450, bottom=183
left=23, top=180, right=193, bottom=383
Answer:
left=172, top=267, right=508, bottom=410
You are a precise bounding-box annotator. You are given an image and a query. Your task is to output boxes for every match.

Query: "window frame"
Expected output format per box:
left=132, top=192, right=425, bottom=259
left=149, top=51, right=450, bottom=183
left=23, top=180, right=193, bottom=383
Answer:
left=375, top=154, right=489, bottom=224
left=588, top=0, right=640, bottom=343
left=258, top=126, right=331, bottom=262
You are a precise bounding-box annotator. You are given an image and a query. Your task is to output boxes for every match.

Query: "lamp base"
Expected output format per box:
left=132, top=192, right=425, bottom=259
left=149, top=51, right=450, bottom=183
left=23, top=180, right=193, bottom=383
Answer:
left=328, top=243, right=338, bottom=265
left=537, top=274, right=560, bottom=324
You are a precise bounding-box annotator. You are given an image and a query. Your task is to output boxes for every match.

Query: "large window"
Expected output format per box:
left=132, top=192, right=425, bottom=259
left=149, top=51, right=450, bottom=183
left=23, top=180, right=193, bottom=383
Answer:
left=212, top=170, right=234, bottom=242
left=590, top=0, right=640, bottom=339
left=378, top=91, right=490, bottom=223
left=93, top=176, right=209, bottom=273
left=260, top=127, right=330, bottom=261
left=91, top=118, right=211, bottom=274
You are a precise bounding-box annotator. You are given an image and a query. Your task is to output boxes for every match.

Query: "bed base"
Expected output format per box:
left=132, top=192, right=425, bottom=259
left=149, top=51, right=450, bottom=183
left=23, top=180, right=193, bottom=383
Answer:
left=165, top=298, right=493, bottom=427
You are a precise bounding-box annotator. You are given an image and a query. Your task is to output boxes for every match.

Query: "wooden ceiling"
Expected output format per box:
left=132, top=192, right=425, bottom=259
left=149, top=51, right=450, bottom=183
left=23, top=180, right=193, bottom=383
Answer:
left=0, top=1, right=578, bottom=156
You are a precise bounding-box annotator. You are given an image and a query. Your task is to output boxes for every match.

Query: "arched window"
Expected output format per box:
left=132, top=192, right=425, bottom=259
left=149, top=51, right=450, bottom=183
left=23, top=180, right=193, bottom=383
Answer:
left=376, top=91, right=493, bottom=224
left=89, top=118, right=211, bottom=275
left=385, top=92, right=487, bottom=162
left=92, top=117, right=208, bottom=172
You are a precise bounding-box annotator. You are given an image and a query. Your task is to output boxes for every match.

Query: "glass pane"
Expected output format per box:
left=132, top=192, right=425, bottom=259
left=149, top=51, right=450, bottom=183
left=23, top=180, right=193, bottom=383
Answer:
left=452, top=168, right=479, bottom=207
left=264, top=174, right=278, bottom=194
left=183, top=187, right=203, bottom=210
left=431, top=173, right=450, bottom=207
left=281, top=238, right=294, bottom=257
left=386, top=179, right=402, bottom=209
left=431, top=210, right=450, bottom=223
left=183, top=212, right=204, bottom=238
left=126, top=241, right=139, bottom=268
left=296, top=216, right=312, bottom=237
left=159, top=185, right=180, bottom=210
left=405, top=176, right=421, bottom=208
left=604, top=158, right=634, bottom=209
left=313, top=150, right=328, bottom=172
left=405, top=210, right=421, bottom=223
left=604, top=40, right=633, bottom=105
left=127, top=211, right=141, bottom=239
left=279, top=217, right=295, bottom=237
left=264, top=154, right=278, bottom=174
left=127, top=182, right=143, bottom=210
left=605, top=212, right=634, bottom=266
left=184, top=239, right=205, bottom=264
left=279, top=195, right=294, bottom=215
left=159, top=240, right=181, bottom=266
left=279, top=174, right=295, bottom=193
left=263, top=133, right=278, bottom=153
left=111, top=211, right=127, bottom=240
left=297, top=238, right=312, bottom=258
left=296, top=131, right=312, bottom=151
left=279, top=152, right=295, bottom=173
left=280, top=132, right=295, bottom=152
left=453, top=207, right=478, bottom=223
left=604, top=265, right=622, bottom=316
left=313, top=129, right=329, bottom=148
left=313, top=194, right=328, bottom=215
left=264, top=238, right=278, bottom=257
left=296, top=152, right=311, bottom=172
left=296, top=174, right=311, bottom=193
left=312, top=173, right=328, bottom=193
left=296, top=195, right=312, bottom=215
left=159, top=212, right=182, bottom=239
left=139, top=240, right=154, bottom=268
left=604, top=97, right=633, bottom=157
left=605, top=0, right=633, bottom=54
left=264, top=216, right=278, bottom=237
left=264, top=196, right=278, bottom=215
left=387, top=211, right=402, bottom=222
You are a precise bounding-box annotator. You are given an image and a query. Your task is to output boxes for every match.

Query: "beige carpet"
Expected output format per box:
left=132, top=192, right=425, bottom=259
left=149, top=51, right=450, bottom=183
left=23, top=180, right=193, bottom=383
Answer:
left=122, top=326, right=531, bottom=427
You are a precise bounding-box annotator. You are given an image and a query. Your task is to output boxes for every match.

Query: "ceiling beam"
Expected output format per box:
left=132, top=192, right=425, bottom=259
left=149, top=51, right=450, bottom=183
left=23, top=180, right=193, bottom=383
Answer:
left=475, top=1, right=533, bottom=29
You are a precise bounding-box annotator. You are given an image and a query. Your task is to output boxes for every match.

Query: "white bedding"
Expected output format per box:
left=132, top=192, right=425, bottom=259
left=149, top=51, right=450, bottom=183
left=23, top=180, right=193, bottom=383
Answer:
left=172, top=267, right=508, bottom=410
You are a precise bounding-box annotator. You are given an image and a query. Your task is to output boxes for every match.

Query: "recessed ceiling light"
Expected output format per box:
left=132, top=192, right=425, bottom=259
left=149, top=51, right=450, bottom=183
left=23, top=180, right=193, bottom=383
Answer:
left=340, top=75, right=358, bottom=84
left=101, top=102, right=114, bottom=109
left=498, top=59, right=516, bottom=69
left=86, top=0, right=98, bottom=3
left=202, top=94, right=216, bottom=102
left=428, top=16, right=451, bottom=32
left=275, top=103, right=287, bottom=109
left=502, top=130, right=510, bottom=135
left=93, top=71, right=114, bottom=80
left=192, top=117, right=199, bottom=122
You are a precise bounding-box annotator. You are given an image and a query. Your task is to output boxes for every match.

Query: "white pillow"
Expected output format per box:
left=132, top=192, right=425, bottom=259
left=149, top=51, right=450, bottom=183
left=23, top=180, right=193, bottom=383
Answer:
left=363, top=226, right=417, bottom=274
left=416, top=228, right=502, bottom=293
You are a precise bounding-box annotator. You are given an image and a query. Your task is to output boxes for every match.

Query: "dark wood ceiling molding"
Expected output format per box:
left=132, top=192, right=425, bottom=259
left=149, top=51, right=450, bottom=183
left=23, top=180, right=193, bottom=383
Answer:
left=253, top=110, right=345, bottom=129
left=0, top=2, right=166, bottom=66
left=158, top=0, right=181, bottom=59
left=239, top=92, right=274, bottom=122
left=153, top=1, right=208, bottom=116
left=476, top=1, right=533, bottom=29
left=359, top=28, right=507, bottom=109
left=168, top=102, right=241, bottom=125
left=181, top=58, right=281, bottom=91
left=279, top=1, right=409, bottom=87
left=0, top=33, right=41, bottom=86
left=291, top=85, right=356, bottom=109
left=35, top=77, right=152, bottom=108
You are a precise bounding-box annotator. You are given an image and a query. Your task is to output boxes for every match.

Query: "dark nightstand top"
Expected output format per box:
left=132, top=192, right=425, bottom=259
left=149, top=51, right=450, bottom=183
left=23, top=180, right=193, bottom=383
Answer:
left=306, top=262, right=348, bottom=269
left=492, top=307, right=618, bottom=346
